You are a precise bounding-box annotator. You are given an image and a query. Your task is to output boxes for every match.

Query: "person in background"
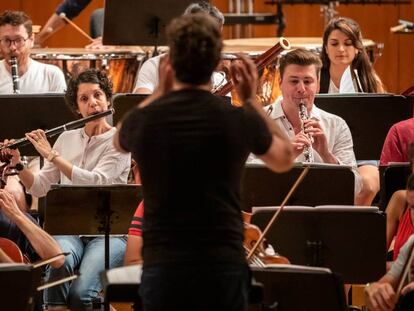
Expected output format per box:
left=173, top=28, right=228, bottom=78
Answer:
left=133, top=1, right=226, bottom=95
left=319, top=17, right=385, bottom=206
left=34, top=0, right=103, bottom=48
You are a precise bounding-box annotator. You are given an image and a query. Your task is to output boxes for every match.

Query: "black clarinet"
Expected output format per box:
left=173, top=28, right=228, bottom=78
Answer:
left=9, top=57, right=20, bottom=94
left=1, top=109, right=114, bottom=150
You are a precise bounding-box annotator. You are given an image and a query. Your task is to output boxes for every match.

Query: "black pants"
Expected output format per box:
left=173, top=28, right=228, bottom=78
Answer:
left=139, top=262, right=249, bottom=311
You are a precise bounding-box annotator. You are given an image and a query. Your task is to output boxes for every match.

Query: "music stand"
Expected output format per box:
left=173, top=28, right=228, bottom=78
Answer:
left=251, top=207, right=386, bottom=284
left=250, top=265, right=347, bottom=311
left=241, top=163, right=355, bottom=212
left=314, top=94, right=414, bottom=160
left=0, top=94, right=76, bottom=156
left=103, top=0, right=194, bottom=49
left=112, top=93, right=232, bottom=126
left=0, top=263, right=43, bottom=311
left=44, top=185, right=142, bottom=269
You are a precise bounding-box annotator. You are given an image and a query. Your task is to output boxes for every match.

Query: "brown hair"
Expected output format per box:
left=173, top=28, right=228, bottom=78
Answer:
left=279, top=48, right=322, bottom=80
left=0, top=10, right=32, bottom=36
left=166, top=13, right=222, bottom=85
left=320, top=17, right=381, bottom=93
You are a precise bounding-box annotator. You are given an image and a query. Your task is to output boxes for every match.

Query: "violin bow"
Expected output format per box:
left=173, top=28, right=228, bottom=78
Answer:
left=247, top=165, right=310, bottom=261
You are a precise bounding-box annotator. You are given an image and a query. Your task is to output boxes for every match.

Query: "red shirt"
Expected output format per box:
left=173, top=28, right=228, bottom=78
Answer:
left=393, top=207, right=414, bottom=260
left=128, top=201, right=144, bottom=237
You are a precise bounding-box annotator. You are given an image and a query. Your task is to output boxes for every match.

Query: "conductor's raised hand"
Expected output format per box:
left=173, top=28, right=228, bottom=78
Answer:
left=25, top=129, right=52, bottom=159
left=229, top=54, right=258, bottom=104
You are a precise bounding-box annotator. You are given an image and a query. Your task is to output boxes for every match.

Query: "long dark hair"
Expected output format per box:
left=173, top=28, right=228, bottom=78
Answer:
left=320, top=17, right=382, bottom=93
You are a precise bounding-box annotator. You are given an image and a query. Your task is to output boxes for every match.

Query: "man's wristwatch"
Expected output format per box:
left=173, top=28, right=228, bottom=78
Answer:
left=47, top=149, right=60, bottom=162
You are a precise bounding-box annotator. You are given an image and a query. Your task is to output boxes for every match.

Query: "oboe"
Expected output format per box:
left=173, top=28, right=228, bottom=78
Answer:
left=9, top=56, right=20, bottom=94
left=298, top=101, right=314, bottom=163
left=0, top=109, right=114, bottom=151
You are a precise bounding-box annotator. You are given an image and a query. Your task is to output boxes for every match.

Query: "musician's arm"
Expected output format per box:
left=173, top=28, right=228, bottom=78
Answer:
left=124, top=235, right=143, bottom=266
left=0, top=190, right=64, bottom=268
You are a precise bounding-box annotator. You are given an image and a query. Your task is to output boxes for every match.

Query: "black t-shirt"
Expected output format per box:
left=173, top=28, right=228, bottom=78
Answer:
left=0, top=211, right=39, bottom=262
left=120, top=89, right=272, bottom=265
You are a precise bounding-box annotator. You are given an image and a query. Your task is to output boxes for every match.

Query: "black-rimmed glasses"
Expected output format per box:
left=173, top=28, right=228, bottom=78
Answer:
left=0, top=37, right=29, bottom=48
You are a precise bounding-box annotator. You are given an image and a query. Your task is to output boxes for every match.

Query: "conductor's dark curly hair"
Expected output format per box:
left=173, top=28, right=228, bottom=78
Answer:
left=65, top=68, right=113, bottom=117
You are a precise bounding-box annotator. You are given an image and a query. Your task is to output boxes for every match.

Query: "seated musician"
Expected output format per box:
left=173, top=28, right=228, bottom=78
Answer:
left=386, top=174, right=414, bottom=265
left=115, top=12, right=293, bottom=310
left=319, top=17, right=386, bottom=206
left=364, top=234, right=414, bottom=311
left=0, top=10, right=66, bottom=93
left=2, top=69, right=131, bottom=310
left=133, top=1, right=226, bottom=95
left=0, top=189, right=63, bottom=266
left=0, top=10, right=67, bottom=212
left=251, top=48, right=363, bottom=197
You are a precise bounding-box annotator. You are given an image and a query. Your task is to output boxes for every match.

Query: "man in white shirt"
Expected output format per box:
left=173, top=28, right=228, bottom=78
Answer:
left=262, top=48, right=362, bottom=197
left=134, top=1, right=226, bottom=94
left=0, top=10, right=66, bottom=93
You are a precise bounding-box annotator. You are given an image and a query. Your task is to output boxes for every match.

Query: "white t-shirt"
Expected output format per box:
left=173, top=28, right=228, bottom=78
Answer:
left=0, top=59, right=66, bottom=94
left=134, top=54, right=227, bottom=93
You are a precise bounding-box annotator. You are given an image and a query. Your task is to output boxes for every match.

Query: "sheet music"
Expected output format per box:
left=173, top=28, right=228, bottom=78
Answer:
left=314, top=205, right=379, bottom=212
left=105, top=264, right=142, bottom=284
left=257, top=263, right=332, bottom=274
left=339, top=66, right=357, bottom=93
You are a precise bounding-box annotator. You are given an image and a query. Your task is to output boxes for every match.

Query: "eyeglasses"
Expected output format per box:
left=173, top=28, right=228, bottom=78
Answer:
left=0, top=37, right=29, bottom=48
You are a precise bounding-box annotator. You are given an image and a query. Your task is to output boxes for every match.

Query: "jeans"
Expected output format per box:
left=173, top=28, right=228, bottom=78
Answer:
left=43, top=236, right=126, bottom=311
left=139, top=262, right=249, bottom=311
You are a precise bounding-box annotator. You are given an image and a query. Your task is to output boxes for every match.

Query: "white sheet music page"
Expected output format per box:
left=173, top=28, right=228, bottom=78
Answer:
left=106, top=264, right=142, bottom=284
left=339, top=66, right=357, bottom=93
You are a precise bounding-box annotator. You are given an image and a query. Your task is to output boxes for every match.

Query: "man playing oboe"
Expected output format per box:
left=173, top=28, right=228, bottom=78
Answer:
left=250, top=48, right=362, bottom=200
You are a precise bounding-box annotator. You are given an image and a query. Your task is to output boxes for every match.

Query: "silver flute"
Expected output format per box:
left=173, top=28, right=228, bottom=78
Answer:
left=9, top=56, right=20, bottom=94
left=298, top=100, right=314, bottom=163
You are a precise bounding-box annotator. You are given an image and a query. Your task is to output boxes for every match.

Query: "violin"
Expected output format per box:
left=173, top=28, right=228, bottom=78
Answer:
left=244, top=166, right=310, bottom=265
left=243, top=213, right=290, bottom=267
left=0, top=237, right=29, bottom=263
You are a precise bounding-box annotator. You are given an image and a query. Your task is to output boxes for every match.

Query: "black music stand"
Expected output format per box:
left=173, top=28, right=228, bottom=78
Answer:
left=0, top=94, right=76, bottom=156
left=241, top=163, right=355, bottom=212
left=0, top=263, right=43, bottom=311
left=378, top=163, right=411, bottom=210
left=112, top=93, right=232, bottom=126
left=314, top=94, right=414, bottom=160
left=44, top=185, right=142, bottom=270
left=251, top=207, right=386, bottom=284
left=250, top=265, right=347, bottom=311
left=103, top=0, right=194, bottom=49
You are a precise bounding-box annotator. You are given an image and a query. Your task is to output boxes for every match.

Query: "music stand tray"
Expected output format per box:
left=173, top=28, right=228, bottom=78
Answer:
left=44, top=185, right=142, bottom=269
left=103, top=0, right=195, bottom=46
left=0, top=263, right=43, bottom=311
left=251, top=265, right=347, bottom=311
left=0, top=94, right=76, bottom=156
left=251, top=207, right=386, bottom=284
left=241, top=163, right=355, bottom=212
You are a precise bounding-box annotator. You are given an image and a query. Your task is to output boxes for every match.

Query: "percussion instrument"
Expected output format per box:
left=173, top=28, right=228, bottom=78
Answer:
left=221, top=37, right=382, bottom=104
left=31, top=48, right=145, bottom=93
